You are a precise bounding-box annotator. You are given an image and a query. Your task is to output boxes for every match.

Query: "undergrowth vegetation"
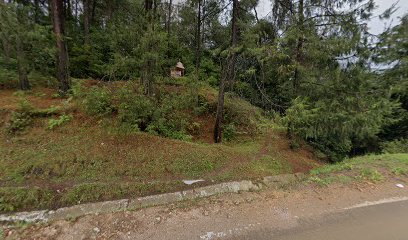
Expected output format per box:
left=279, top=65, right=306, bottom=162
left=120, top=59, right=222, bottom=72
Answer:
left=72, top=79, right=264, bottom=141
left=309, top=154, right=408, bottom=186
left=1, top=78, right=406, bottom=213
left=381, top=139, right=408, bottom=154
left=0, top=80, right=318, bottom=213
left=5, top=92, right=73, bottom=135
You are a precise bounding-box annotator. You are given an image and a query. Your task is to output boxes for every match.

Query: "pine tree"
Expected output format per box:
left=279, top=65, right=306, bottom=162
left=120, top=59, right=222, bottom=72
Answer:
left=50, top=0, right=70, bottom=94
left=214, top=0, right=240, bottom=143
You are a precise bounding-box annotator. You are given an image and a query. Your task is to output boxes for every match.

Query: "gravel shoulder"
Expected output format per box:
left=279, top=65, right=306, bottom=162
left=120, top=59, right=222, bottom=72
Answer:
left=3, top=176, right=408, bottom=240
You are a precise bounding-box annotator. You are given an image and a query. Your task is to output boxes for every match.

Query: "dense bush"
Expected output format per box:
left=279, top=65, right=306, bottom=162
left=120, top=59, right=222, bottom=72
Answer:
left=147, top=94, right=192, bottom=140
left=223, top=123, right=237, bottom=141
left=6, top=98, right=34, bottom=134
left=79, top=82, right=193, bottom=140
left=7, top=111, right=33, bottom=134
left=224, top=93, right=265, bottom=135
left=381, top=139, right=408, bottom=154
left=118, top=93, right=155, bottom=131
left=285, top=94, right=397, bottom=161
left=0, top=61, right=18, bottom=89
left=82, top=86, right=114, bottom=116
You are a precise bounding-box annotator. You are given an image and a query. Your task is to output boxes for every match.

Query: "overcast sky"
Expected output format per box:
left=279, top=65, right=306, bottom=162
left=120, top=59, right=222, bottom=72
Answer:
left=255, top=0, right=408, bottom=34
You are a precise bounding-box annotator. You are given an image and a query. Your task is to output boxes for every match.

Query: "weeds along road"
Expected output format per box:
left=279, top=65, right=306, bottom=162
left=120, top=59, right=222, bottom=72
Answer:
left=4, top=179, right=408, bottom=240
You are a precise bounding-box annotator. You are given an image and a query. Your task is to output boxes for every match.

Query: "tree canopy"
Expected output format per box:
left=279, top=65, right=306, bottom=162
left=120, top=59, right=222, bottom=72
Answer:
left=0, top=0, right=406, bottom=160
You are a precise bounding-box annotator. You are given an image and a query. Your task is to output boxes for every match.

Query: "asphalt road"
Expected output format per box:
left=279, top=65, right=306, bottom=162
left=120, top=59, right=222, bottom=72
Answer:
left=232, top=199, right=408, bottom=240
left=5, top=182, right=408, bottom=240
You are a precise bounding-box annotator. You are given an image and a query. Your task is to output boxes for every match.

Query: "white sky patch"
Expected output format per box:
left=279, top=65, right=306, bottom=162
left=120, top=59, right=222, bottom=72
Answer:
left=255, top=0, right=408, bottom=34
left=171, top=0, right=408, bottom=34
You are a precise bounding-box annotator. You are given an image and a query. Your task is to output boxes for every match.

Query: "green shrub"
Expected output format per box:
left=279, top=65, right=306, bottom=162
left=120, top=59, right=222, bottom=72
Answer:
left=118, top=94, right=155, bottom=130
left=117, top=89, right=193, bottom=140
left=309, top=176, right=332, bottom=186
left=147, top=94, right=192, bottom=140
left=194, top=93, right=214, bottom=115
left=224, top=93, right=264, bottom=134
left=284, top=95, right=397, bottom=162
left=359, top=168, right=384, bottom=182
left=33, top=106, right=60, bottom=117
left=392, top=167, right=407, bottom=176
left=70, top=79, right=86, bottom=99
left=6, top=98, right=65, bottom=133
left=160, top=76, right=189, bottom=86
left=381, top=139, right=408, bottom=154
left=6, top=98, right=34, bottom=134
left=289, top=139, right=301, bottom=150
left=223, top=123, right=236, bottom=141
left=83, top=86, right=113, bottom=115
left=0, top=62, right=18, bottom=89
left=17, top=98, right=35, bottom=112
left=207, top=76, right=218, bottom=87
left=6, top=111, right=32, bottom=134
left=69, top=44, right=105, bottom=78
left=0, top=187, right=54, bottom=212
left=146, top=118, right=192, bottom=141
left=47, top=114, right=73, bottom=130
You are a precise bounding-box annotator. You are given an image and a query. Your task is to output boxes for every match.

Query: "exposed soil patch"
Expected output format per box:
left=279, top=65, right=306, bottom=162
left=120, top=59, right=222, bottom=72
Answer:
left=0, top=88, right=63, bottom=111
left=191, top=114, right=216, bottom=143
left=266, top=131, right=322, bottom=173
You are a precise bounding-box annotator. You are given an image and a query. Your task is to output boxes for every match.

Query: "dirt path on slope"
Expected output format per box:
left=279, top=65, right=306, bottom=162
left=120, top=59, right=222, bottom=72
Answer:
left=3, top=176, right=408, bottom=240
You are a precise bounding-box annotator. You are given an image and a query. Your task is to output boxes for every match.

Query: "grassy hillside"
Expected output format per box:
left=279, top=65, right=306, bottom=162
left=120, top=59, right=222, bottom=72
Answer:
left=309, top=154, right=408, bottom=185
left=0, top=79, right=321, bottom=213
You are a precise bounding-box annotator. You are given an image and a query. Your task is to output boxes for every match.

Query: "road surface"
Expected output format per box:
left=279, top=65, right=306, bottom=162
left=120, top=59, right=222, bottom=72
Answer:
left=232, top=198, right=408, bottom=240
left=3, top=181, right=408, bottom=239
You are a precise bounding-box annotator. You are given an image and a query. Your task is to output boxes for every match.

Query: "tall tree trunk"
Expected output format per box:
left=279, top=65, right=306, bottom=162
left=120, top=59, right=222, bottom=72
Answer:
left=50, top=0, right=70, bottom=94
left=75, top=0, right=78, bottom=20
left=214, top=0, right=239, bottom=143
left=1, top=35, right=10, bottom=64
left=142, top=0, right=155, bottom=96
left=145, top=0, right=153, bottom=12
left=214, top=63, right=226, bottom=143
left=66, top=0, right=72, bottom=20
left=201, top=0, right=205, bottom=46
left=0, top=0, right=10, bottom=65
left=166, top=0, right=172, bottom=37
left=195, top=0, right=202, bottom=76
left=15, top=2, right=30, bottom=90
left=16, top=34, right=30, bottom=90
left=33, top=0, right=40, bottom=23
left=91, top=0, right=97, bottom=24
left=83, top=0, right=90, bottom=44
left=288, top=0, right=304, bottom=139
left=229, top=0, right=238, bottom=88
left=166, top=0, right=172, bottom=60
left=107, top=0, right=114, bottom=21
left=293, top=0, right=304, bottom=95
